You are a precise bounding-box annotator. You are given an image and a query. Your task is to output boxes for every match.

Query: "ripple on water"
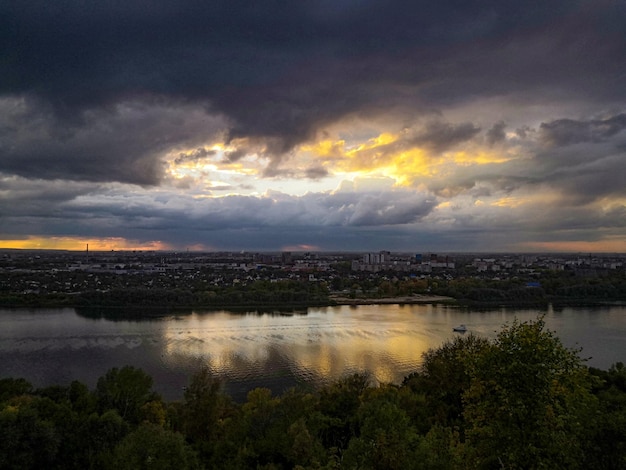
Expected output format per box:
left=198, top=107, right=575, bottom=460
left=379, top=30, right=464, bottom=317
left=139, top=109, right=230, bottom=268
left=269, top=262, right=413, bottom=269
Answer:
left=127, top=338, right=143, bottom=349
left=95, top=336, right=125, bottom=349
left=3, top=304, right=625, bottom=401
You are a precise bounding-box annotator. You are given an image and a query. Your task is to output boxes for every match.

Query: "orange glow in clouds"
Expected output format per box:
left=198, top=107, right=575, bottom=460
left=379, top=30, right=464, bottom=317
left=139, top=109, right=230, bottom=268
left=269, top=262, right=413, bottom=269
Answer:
left=0, top=237, right=171, bottom=251
left=303, top=130, right=513, bottom=188
left=281, top=244, right=320, bottom=251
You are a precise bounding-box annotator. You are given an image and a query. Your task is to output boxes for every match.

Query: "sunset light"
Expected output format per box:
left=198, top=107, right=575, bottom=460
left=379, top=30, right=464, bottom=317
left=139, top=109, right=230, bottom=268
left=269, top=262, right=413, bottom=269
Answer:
left=0, top=237, right=171, bottom=252
left=1, top=0, right=624, bottom=252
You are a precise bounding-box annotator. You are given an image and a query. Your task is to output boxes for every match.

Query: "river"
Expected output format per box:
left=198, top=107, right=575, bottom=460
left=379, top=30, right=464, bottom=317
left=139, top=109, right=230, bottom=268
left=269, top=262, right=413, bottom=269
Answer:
left=1, top=303, right=625, bottom=401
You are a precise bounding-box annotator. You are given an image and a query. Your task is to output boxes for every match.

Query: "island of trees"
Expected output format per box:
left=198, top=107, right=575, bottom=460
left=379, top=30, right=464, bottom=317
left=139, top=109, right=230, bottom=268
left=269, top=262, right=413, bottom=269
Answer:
left=2, top=318, right=626, bottom=469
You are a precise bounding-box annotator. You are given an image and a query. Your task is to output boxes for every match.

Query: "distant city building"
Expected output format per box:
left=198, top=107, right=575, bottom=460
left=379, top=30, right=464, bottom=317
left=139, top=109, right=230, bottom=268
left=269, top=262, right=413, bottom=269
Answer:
left=427, top=254, right=456, bottom=269
left=351, top=251, right=443, bottom=272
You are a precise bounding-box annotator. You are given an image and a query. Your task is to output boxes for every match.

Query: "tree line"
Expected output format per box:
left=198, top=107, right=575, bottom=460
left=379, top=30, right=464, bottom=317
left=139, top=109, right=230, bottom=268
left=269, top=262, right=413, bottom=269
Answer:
left=361, top=271, right=626, bottom=305
left=0, top=279, right=331, bottom=309
left=2, top=317, right=626, bottom=469
left=3, top=268, right=626, bottom=309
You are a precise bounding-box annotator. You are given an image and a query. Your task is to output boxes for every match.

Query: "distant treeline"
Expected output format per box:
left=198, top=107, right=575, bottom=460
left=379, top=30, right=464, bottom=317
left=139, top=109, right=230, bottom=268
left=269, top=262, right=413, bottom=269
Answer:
left=2, top=270, right=626, bottom=309
left=332, top=271, right=626, bottom=306
left=0, top=279, right=331, bottom=309
left=427, top=271, right=626, bottom=305
left=1, top=318, right=626, bottom=469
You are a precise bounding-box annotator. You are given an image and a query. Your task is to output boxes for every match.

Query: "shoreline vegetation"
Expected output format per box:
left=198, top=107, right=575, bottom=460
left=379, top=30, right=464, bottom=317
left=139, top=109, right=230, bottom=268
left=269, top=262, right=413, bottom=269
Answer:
left=1, top=290, right=624, bottom=311
left=3, top=296, right=622, bottom=311
left=1, top=317, right=625, bottom=469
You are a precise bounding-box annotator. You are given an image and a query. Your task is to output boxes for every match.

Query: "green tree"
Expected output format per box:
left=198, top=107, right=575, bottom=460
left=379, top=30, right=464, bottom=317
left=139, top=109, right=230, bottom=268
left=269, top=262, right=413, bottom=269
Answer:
left=317, top=373, right=370, bottom=452
left=343, top=385, right=421, bottom=470
left=140, top=400, right=167, bottom=427
left=181, top=367, right=234, bottom=465
left=415, top=425, right=464, bottom=470
left=236, top=388, right=286, bottom=467
left=79, top=409, right=129, bottom=468
left=463, top=317, right=595, bottom=469
left=110, top=422, right=198, bottom=470
left=0, top=400, right=60, bottom=470
left=584, top=363, right=626, bottom=469
left=403, top=334, right=490, bottom=433
left=241, top=387, right=327, bottom=469
left=287, top=416, right=326, bottom=468
left=68, top=380, right=97, bottom=416
left=0, top=378, right=32, bottom=404
left=96, top=366, right=158, bottom=423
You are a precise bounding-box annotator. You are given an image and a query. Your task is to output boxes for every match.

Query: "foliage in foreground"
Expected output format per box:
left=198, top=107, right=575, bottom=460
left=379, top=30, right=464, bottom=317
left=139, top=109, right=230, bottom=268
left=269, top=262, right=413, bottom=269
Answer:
left=2, top=318, right=626, bottom=469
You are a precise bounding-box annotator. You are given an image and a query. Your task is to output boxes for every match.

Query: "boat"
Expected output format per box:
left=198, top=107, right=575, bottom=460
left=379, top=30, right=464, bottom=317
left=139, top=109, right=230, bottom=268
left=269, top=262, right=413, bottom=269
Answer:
left=453, top=324, right=467, bottom=333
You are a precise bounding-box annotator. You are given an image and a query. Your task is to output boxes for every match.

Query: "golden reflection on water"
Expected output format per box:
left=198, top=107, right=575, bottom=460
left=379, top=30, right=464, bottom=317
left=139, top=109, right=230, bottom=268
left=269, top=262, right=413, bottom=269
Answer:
left=2, top=304, right=623, bottom=401
left=161, top=306, right=435, bottom=384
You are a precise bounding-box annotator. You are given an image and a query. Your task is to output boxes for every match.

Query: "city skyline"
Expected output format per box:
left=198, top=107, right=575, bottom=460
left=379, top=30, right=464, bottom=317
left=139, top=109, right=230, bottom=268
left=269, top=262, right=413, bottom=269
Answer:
left=2, top=1, right=626, bottom=253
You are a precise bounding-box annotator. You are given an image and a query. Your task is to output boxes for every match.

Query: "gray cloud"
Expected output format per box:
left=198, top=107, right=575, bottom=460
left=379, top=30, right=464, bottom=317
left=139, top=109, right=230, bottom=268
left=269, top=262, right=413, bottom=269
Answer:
left=304, top=166, right=330, bottom=179
left=411, top=121, right=482, bottom=152
left=547, top=151, right=626, bottom=204
left=0, top=175, right=100, bottom=218
left=486, top=121, right=506, bottom=146
left=348, top=119, right=482, bottom=168
left=1, top=182, right=437, bottom=237
left=1, top=0, right=624, bottom=182
left=0, top=98, right=226, bottom=185
left=345, top=194, right=436, bottom=226
left=1, top=1, right=626, bottom=251
left=223, top=149, right=248, bottom=163
left=174, top=148, right=217, bottom=165
left=540, top=114, right=626, bottom=147
left=515, top=126, right=534, bottom=139
left=404, top=111, right=626, bottom=207
left=2, top=171, right=623, bottom=251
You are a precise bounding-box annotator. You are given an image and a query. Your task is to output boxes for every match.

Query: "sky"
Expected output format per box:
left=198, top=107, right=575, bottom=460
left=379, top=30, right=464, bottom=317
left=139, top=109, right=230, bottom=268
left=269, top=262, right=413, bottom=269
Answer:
left=1, top=0, right=626, bottom=253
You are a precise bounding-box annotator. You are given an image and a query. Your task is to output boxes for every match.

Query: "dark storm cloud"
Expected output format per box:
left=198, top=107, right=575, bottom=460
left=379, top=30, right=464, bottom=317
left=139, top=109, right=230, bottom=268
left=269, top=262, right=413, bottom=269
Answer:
left=404, top=109, right=626, bottom=207
left=0, top=98, right=225, bottom=185
left=486, top=122, right=507, bottom=146
left=304, top=166, right=329, bottom=179
left=174, top=148, right=217, bottom=165
left=512, top=112, right=626, bottom=204
left=1, top=184, right=437, bottom=240
left=343, top=194, right=436, bottom=226
left=548, top=151, right=626, bottom=204
left=421, top=198, right=626, bottom=252
left=412, top=121, right=482, bottom=152
left=0, top=175, right=100, bottom=217
left=2, top=0, right=626, bottom=252
left=223, top=149, right=248, bottom=163
left=515, top=126, right=535, bottom=139
left=539, top=114, right=626, bottom=147
left=2, top=0, right=625, bottom=183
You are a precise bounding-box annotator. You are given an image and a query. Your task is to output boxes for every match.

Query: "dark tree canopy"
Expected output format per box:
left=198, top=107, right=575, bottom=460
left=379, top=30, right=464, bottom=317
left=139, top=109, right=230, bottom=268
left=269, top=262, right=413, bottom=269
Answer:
left=1, top=318, right=625, bottom=469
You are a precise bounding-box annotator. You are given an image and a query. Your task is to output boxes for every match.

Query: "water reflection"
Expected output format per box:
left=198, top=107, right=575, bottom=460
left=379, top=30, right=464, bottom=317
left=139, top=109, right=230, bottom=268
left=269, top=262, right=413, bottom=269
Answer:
left=159, top=307, right=434, bottom=388
left=2, top=304, right=626, bottom=401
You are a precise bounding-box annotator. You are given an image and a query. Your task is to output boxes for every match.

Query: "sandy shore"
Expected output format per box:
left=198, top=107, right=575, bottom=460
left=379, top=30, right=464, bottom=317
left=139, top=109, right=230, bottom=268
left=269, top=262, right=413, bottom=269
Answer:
left=329, top=294, right=456, bottom=305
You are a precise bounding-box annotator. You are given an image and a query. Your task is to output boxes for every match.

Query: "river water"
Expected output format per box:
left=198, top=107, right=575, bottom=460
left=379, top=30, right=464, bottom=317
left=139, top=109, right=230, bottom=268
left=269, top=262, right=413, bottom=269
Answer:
left=1, top=304, right=625, bottom=401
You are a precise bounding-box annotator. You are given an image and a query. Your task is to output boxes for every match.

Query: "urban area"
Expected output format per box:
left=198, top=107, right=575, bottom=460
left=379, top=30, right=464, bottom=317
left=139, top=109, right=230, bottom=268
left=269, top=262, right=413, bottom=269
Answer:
left=1, top=248, right=625, bottom=308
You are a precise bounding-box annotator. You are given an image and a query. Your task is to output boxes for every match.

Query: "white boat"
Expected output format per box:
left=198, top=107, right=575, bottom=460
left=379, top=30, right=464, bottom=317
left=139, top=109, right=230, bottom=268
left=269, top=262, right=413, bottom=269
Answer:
left=453, top=324, right=467, bottom=333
